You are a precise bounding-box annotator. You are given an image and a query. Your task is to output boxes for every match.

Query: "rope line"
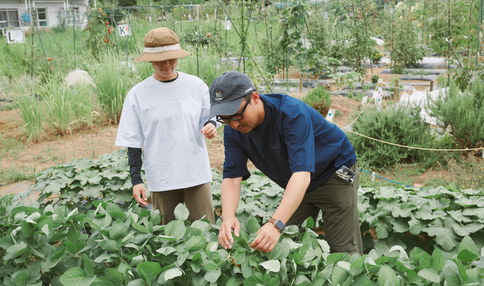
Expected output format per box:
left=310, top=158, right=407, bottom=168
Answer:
left=359, top=169, right=422, bottom=191
left=338, top=123, right=483, bottom=152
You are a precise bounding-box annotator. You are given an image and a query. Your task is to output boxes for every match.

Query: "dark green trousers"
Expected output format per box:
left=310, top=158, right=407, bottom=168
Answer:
left=287, top=162, right=363, bottom=255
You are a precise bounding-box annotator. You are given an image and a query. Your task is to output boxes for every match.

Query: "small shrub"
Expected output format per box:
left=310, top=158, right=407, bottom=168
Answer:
left=370, top=48, right=384, bottom=63
left=428, top=78, right=484, bottom=150
left=348, top=105, right=450, bottom=169
left=371, top=74, right=379, bottom=84
left=303, top=86, right=332, bottom=117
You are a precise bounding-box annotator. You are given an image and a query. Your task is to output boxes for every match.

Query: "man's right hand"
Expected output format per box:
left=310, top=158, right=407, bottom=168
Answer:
left=218, top=216, right=240, bottom=249
left=133, top=183, right=148, bottom=207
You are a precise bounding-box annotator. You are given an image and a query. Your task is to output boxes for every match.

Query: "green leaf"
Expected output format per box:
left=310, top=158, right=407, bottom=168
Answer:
left=5, top=241, right=29, bottom=260
left=431, top=247, right=445, bottom=272
left=83, top=254, right=95, bottom=277
left=350, top=257, right=364, bottom=277
left=453, top=223, right=484, bottom=237
left=127, top=279, right=146, bottom=286
left=456, top=259, right=468, bottom=281
left=12, top=271, right=29, bottom=286
left=138, top=262, right=162, bottom=283
left=245, top=216, right=260, bottom=234
left=185, top=236, right=206, bottom=252
left=377, top=265, right=399, bottom=286
left=243, top=273, right=264, bottom=285
left=164, top=268, right=183, bottom=281
left=259, top=260, right=281, bottom=273
left=327, top=253, right=347, bottom=265
left=0, top=236, right=14, bottom=249
left=174, top=204, right=189, bottom=221
left=424, top=218, right=459, bottom=251
left=100, top=239, right=119, bottom=252
left=59, top=267, right=97, bottom=286
left=457, top=236, right=478, bottom=262
left=109, top=220, right=128, bottom=240
left=227, top=276, right=245, bottom=286
left=267, top=241, right=290, bottom=260
left=131, top=222, right=149, bottom=234
left=331, top=266, right=348, bottom=285
left=418, top=269, right=440, bottom=283
left=165, top=220, right=186, bottom=241
left=444, top=260, right=461, bottom=286
left=204, top=268, right=221, bottom=283
left=156, top=246, right=177, bottom=256
left=65, top=242, right=85, bottom=255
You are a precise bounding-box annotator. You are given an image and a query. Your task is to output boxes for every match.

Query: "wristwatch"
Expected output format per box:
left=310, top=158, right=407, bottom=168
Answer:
left=269, top=218, right=285, bottom=232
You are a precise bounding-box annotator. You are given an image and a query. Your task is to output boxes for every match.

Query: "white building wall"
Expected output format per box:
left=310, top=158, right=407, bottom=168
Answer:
left=0, top=0, right=89, bottom=30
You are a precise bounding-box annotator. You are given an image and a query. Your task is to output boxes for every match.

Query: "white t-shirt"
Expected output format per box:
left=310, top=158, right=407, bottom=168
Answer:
left=115, top=72, right=212, bottom=192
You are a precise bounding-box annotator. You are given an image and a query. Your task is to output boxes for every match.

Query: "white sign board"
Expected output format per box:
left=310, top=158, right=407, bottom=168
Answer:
left=118, top=24, right=132, bottom=36
left=6, top=30, right=25, bottom=44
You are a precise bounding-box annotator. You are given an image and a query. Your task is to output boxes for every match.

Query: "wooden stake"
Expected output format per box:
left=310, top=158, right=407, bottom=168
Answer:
left=430, top=80, right=434, bottom=92
left=299, top=77, right=303, bottom=94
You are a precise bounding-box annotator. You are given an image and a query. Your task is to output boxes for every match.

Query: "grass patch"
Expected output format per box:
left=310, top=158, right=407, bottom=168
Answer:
left=0, top=164, right=36, bottom=185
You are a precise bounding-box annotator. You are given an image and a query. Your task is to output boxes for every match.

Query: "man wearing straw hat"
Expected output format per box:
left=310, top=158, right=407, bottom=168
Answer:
left=210, top=71, right=362, bottom=254
left=116, top=27, right=218, bottom=224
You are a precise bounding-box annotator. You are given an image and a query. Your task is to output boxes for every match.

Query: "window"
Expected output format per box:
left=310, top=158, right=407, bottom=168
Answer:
left=0, top=9, right=20, bottom=28
left=36, top=8, right=47, bottom=27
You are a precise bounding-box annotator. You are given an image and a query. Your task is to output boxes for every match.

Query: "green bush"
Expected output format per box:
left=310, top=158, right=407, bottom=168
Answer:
left=348, top=105, right=450, bottom=170
left=428, top=79, right=484, bottom=150
left=371, top=74, right=379, bottom=84
left=370, top=48, right=384, bottom=63
left=302, top=86, right=332, bottom=117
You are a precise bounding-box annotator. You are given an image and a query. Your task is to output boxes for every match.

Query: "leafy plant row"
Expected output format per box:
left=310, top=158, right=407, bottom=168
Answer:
left=2, top=148, right=483, bottom=284
left=1, top=194, right=484, bottom=286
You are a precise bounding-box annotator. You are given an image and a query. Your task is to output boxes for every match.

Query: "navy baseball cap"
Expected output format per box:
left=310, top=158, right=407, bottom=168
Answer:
left=208, top=71, right=255, bottom=118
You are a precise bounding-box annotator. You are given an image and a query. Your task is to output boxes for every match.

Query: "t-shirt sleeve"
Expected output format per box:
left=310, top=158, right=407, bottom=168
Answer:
left=281, top=112, right=316, bottom=173
left=222, top=128, right=251, bottom=180
left=115, top=91, right=145, bottom=148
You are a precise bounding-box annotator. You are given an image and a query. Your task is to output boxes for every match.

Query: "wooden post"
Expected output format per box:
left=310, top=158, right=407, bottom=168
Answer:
left=430, top=80, right=434, bottom=92
left=299, top=77, right=303, bottom=94
left=393, top=80, right=399, bottom=101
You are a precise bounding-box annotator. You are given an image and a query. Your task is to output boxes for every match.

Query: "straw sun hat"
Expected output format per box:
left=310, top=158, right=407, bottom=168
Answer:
left=135, top=27, right=191, bottom=63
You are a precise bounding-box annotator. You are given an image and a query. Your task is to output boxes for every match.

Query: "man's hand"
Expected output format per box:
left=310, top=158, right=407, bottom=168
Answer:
left=249, top=222, right=282, bottom=253
left=133, top=183, right=148, bottom=207
left=218, top=216, right=241, bottom=250
left=201, top=123, right=217, bottom=139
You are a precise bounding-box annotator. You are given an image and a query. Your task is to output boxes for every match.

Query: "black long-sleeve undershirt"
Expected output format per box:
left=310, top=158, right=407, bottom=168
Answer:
left=127, top=147, right=143, bottom=186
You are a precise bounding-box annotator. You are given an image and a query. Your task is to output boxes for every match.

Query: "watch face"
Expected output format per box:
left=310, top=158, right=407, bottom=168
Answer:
left=274, top=220, right=285, bottom=231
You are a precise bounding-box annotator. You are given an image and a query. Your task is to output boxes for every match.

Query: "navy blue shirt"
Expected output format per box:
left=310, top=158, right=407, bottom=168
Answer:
left=223, top=94, right=357, bottom=193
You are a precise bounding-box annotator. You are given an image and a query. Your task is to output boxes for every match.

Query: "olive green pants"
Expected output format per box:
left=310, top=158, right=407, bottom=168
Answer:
left=287, top=162, right=363, bottom=255
left=151, top=182, right=215, bottom=225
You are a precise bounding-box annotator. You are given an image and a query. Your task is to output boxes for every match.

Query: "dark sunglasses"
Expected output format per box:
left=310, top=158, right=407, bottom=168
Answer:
left=216, top=94, right=252, bottom=124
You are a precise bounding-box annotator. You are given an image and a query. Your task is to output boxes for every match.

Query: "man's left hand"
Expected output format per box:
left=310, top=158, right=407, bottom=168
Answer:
left=249, top=222, right=281, bottom=253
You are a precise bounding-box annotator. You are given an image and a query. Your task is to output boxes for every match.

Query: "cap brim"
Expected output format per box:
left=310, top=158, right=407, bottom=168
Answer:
left=209, top=97, right=244, bottom=119
left=135, top=49, right=191, bottom=63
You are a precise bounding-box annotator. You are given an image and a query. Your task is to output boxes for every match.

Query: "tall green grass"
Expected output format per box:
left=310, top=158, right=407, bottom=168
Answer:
left=38, top=74, right=94, bottom=135
left=16, top=94, right=45, bottom=141
left=90, top=52, right=137, bottom=124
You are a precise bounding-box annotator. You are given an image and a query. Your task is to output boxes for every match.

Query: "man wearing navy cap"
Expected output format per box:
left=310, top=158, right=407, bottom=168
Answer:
left=209, top=71, right=363, bottom=254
